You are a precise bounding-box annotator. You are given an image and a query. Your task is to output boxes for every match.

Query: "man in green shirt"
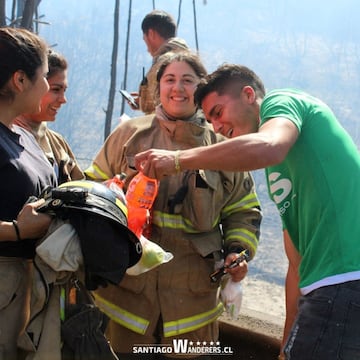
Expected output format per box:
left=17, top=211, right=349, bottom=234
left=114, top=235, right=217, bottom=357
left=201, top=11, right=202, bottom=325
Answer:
left=135, top=64, right=360, bottom=360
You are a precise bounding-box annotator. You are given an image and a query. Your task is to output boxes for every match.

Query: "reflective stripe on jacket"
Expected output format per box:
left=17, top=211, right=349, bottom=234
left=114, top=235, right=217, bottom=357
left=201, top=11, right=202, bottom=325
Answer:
left=93, top=292, right=149, bottom=335
left=87, top=112, right=262, bottom=339
left=163, top=302, right=224, bottom=337
left=94, top=292, right=224, bottom=337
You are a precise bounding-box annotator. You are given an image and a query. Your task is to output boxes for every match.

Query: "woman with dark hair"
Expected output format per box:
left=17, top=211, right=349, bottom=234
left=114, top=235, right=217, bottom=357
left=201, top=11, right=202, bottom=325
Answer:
left=0, top=27, right=57, bottom=359
left=86, top=51, right=262, bottom=359
left=15, top=49, right=84, bottom=184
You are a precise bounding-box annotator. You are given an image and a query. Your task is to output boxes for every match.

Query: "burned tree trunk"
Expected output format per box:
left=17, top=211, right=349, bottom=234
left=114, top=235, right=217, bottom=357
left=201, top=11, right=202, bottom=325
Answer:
left=104, top=0, right=120, bottom=140
left=0, top=0, right=5, bottom=27
left=0, top=0, right=41, bottom=30
left=21, top=0, right=36, bottom=29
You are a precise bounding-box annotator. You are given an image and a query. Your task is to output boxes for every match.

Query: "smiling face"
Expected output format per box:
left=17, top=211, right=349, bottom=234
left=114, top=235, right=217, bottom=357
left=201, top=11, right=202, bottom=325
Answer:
left=159, top=60, right=200, bottom=119
left=27, top=69, right=68, bottom=122
left=201, top=87, right=259, bottom=138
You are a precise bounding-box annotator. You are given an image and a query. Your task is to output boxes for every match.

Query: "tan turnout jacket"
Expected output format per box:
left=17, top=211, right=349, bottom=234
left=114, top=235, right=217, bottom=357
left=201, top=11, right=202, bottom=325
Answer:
left=85, top=109, right=262, bottom=345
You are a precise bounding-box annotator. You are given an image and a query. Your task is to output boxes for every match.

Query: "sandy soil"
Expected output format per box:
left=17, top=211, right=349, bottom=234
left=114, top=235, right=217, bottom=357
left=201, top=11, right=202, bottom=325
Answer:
left=241, top=277, right=286, bottom=319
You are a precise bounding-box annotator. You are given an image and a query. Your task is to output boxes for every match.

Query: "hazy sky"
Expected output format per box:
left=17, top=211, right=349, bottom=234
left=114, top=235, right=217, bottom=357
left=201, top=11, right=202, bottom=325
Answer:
left=36, top=0, right=360, bottom=80
left=7, top=0, right=359, bottom=149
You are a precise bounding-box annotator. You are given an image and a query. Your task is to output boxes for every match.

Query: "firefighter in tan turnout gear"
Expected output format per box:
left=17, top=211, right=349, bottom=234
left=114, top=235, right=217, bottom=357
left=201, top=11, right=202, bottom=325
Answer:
left=85, top=52, right=262, bottom=359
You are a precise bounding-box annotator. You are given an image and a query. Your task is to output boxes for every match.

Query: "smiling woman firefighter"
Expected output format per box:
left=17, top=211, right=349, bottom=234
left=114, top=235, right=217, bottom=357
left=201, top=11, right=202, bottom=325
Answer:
left=0, top=27, right=57, bottom=359
left=85, top=51, right=262, bottom=360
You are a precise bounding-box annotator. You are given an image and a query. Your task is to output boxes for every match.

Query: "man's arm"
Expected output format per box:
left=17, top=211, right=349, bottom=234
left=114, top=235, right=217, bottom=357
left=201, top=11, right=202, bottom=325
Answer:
left=136, top=117, right=299, bottom=179
left=280, top=229, right=301, bottom=356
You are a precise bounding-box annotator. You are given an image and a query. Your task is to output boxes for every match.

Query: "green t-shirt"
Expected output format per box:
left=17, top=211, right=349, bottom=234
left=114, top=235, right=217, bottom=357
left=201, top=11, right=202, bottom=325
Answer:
left=260, top=89, right=360, bottom=289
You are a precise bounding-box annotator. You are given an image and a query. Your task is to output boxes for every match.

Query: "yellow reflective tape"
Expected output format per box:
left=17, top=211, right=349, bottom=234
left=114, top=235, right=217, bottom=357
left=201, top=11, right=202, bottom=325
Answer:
left=59, top=180, right=94, bottom=189
left=153, top=197, right=260, bottom=232
left=115, top=197, right=128, bottom=217
left=152, top=211, right=220, bottom=233
left=164, top=302, right=224, bottom=338
left=225, top=228, right=259, bottom=254
left=83, top=166, right=97, bottom=180
left=93, top=293, right=149, bottom=335
left=152, top=211, right=191, bottom=231
left=84, top=164, right=110, bottom=181
left=223, top=193, right=261, bottom=216
left=60, top=287, right=65, bottom=321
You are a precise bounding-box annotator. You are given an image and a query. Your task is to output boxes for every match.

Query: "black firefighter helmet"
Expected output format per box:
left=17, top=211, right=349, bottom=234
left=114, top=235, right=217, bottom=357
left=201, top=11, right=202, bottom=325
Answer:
left=39, top=180, right=142, bottom=290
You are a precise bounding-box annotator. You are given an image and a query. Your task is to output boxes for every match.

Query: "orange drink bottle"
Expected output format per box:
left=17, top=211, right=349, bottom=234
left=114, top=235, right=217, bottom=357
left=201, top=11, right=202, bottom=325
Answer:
left=125, top=172, right=159, bottom=238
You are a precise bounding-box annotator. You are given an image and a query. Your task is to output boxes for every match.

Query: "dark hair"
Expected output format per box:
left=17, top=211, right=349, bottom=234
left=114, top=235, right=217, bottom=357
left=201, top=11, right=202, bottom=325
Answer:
left=47, top=49, right=68, bottom=79
left=155, top=51, right=207, bottom=102
left=156, top=51, right=207, bottom=82
left=194, top=64, right=266, bottom=107
left=141, top=10, right=176, bottom=39
left=0, top=27, right=48, bottom=98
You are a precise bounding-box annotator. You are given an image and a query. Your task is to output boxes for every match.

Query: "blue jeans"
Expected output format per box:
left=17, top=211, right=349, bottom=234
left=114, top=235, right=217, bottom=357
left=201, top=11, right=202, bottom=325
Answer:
left=284, top=280, right=360, bottom=359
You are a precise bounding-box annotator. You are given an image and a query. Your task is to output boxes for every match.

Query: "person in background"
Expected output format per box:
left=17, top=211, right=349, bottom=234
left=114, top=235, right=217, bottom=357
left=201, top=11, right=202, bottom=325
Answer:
left=86, top=53, right=261, bottom=359
left=135, top=64, right=360, bottom=360
left=14, top=49, right=84, bottom=184
left=128, top=9, right=189, bottom=114
left=0, top=27, right=57, bottom=359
